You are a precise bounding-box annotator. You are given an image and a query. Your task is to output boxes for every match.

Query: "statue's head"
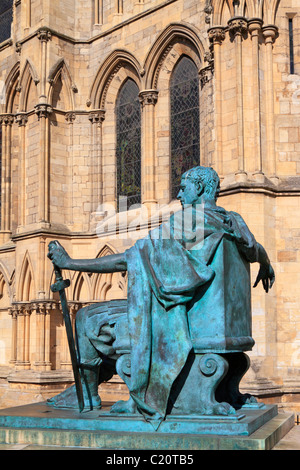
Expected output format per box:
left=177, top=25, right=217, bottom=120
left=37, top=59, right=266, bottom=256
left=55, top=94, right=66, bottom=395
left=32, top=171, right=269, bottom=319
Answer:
left=177, top=166, right=220, bottom=207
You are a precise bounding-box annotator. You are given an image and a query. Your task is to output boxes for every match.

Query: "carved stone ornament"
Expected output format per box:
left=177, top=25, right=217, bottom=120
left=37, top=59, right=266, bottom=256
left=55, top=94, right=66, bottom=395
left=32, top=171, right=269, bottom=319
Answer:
left=37, top=28, right=52, bottom=42
left=204, top=0, right=213, bottom=24
left=138, top=89, right=159, bottom=107
left=208, top=27, right=226, bottom=45
left=15, top=113, right=28, bottom=127
left=0, top=114, right=15, bottom=126
left=228, top=17, right=248, bottom=39
left=199, top=66, right=213, bottom=88
left=65, top=112, right=76, bottom=123
left=34, top=103, right=53, bottom=119
left=88, top=110, right=106, bottom=125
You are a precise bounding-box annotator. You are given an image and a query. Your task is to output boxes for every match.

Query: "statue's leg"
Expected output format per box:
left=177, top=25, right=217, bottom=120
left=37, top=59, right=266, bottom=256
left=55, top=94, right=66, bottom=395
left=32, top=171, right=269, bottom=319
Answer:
left=110, top=353, right=137, bottom=414
left=47, top=306, right=115, bottom=410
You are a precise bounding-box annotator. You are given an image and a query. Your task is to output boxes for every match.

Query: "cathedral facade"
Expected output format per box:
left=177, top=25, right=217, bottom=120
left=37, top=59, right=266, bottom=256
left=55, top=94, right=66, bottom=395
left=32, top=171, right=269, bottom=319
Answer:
left=0, top=0, right=300, bottom=411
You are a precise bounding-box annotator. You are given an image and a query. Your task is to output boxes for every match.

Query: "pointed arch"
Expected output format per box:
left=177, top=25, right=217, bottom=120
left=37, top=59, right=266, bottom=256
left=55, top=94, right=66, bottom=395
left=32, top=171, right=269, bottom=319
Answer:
left=88, top=49, right=142, bottom=109
left=0, top=260, right=13, bottom=302
left=4, top=62, right=20, bottom=113
left=91, top=245, right=127, bottom=301
left=47, top=58, right=77, bottom=110
left=72, top=272, right=92, bottom=302
left=272, top=0, right=282, bottom=24
left=19, top=59, right=39, bottom=88
left=220, top=0, right=233, bottom=24
left=91, top=244, right=115, bottom=300
left=212, top=0, right=234, bottom=25
left=18, top=251, right=35, bottom=301
left=18, top=59, right=39, bottom=112
left=143, top=23, right=206, bottom=90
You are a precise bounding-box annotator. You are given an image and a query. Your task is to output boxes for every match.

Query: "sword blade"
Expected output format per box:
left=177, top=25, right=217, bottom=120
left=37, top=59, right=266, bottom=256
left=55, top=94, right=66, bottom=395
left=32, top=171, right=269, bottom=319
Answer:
left=57, top=285, right=85, bottom=413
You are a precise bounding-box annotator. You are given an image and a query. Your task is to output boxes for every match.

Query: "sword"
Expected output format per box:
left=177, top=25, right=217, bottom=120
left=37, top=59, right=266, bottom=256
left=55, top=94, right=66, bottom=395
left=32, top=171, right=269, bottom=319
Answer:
left=48, top=241, right=85, bottom=412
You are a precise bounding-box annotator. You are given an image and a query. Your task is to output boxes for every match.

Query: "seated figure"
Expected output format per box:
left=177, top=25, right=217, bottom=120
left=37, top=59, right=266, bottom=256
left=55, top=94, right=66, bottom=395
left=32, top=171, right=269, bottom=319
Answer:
left=47, top=166, right=275, bottom=425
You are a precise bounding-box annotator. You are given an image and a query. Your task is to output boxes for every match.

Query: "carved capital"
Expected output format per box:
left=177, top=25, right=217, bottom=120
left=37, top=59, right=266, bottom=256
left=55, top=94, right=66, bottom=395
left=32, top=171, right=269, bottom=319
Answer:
left=9, top=306, right=18, bottom=319
left=138, top=89, right=159, bottom=107
left=208, top=26, right=226, bottom=45
left=247, top=17, right=263, bottom=36
left=37, top=28, right=52, bottom=42
left=34, top=103, right=53, bottom=119
left=65, top=112, right=76, bottom=123
left=88, top=110, right=106, bottom=125
left=262, top=24, right=279, bottom=45
left=15, top=113, right=28, bottom=127
left=0, top=114, right=14, bottom=126
left=228, top=16, right=248, bottom=40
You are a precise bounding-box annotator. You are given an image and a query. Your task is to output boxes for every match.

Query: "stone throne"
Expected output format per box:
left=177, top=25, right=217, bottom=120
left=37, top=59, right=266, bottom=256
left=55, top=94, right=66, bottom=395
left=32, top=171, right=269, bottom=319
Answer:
left=111, top=236, right=259, bottom=418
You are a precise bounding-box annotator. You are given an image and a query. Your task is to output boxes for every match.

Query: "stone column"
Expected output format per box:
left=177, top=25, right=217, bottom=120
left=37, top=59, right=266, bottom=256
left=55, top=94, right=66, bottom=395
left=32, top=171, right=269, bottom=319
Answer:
left=35, top=27, right=52, bottom=226
left=199, top=57, right=214, bottom=166
left=0, top=114, right=14, bottom=242
left=228, top=17, right=248, bottom=182
left=15, top=304, right=31, bottom=370
left=34, top=103, right=53, bottom=226
left=248, top=18, right=264, bottom=181
left=139, top=89, right=158, bottom=209
left=15, top=113, right=28, bottom=229
left=208, top=27, right=225, bottom=177
left=65, top=112, right=76, bottom=227
left=9, top=306, right=18, bottom=366
left=89, top=110, right=106, bottom=228
left=262, top=25, right=278, bottom=183
left=33, top=302, right=52, bottom=371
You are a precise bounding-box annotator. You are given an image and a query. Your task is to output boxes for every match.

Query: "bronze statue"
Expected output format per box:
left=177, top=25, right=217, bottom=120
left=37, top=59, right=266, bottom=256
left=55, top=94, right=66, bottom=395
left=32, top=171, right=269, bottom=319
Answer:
left=47, top=166, right=274, bottom=427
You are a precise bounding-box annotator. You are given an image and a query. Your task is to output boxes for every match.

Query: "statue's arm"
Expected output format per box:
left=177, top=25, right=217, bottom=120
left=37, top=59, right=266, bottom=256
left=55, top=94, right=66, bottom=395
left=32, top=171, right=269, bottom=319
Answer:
left=229, top=211, right=275, bottom=293
left=48, top=241, right=127, bottom=273
left=253, top=243, right=275, bottom=293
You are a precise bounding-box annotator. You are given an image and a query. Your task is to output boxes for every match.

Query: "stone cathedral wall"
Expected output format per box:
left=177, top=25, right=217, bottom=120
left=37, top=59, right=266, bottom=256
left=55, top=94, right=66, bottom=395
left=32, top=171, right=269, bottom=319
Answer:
left=0, top=0, right=299, bottom=412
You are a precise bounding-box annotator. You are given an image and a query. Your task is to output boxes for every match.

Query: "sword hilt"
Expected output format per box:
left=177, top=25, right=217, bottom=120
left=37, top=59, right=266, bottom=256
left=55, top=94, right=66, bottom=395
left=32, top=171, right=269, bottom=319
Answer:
left=48, top=241, right=70, bottom=289
left=51, top=278, right=71, bottom=292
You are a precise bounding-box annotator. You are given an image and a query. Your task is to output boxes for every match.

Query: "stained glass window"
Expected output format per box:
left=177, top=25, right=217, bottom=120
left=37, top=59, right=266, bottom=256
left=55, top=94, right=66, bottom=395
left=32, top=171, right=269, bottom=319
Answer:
left=170, top=56, right=200, bottom=200
left=116, top=79, right=141, bottom=211
left=0, top=0, right=13, bottom=44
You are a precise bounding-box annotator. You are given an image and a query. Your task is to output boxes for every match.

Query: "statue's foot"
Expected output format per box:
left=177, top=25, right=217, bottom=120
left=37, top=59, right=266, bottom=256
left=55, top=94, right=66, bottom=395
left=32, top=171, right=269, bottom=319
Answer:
left=110, top=397, right=137, bottom=414
left=47, top=384, right=101, bottom=410
left=213, top=401, right=236, bottom=416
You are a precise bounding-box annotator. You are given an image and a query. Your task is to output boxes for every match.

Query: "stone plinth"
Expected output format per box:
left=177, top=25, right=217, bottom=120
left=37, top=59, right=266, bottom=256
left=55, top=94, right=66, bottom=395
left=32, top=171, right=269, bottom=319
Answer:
left=0, top=402, right=294, bottom=450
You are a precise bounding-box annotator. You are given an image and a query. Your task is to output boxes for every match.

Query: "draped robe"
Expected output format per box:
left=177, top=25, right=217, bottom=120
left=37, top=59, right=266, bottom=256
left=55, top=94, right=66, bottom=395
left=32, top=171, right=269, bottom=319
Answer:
left=124, top=204, right=259, bottom=424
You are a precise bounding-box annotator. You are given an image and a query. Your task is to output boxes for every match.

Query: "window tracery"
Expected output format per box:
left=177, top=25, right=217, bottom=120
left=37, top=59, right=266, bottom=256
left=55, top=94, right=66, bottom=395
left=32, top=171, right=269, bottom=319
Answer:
left=170, top=56, right=200, bottom=200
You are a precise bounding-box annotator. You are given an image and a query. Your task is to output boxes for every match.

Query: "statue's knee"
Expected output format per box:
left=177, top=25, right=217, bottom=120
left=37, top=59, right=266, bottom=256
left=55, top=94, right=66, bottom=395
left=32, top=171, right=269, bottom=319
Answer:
left=75, top=306, right=89, bottom=331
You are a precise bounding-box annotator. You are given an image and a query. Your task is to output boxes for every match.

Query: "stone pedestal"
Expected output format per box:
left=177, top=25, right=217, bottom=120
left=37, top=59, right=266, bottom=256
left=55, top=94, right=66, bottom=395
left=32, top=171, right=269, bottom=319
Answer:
left=0, top=402, right=294, bottom=450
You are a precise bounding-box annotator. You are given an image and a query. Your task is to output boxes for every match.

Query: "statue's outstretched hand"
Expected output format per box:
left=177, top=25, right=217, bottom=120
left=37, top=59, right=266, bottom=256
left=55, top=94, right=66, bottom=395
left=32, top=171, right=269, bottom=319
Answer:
left=253, top=263, right=275, bottom=293
left=48, top=241, right=71, bottom=270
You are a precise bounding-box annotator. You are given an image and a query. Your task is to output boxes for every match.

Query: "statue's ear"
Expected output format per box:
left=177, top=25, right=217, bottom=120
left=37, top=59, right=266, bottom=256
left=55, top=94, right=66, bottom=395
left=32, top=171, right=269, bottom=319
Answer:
left=196, top=181, right=204, bottom=196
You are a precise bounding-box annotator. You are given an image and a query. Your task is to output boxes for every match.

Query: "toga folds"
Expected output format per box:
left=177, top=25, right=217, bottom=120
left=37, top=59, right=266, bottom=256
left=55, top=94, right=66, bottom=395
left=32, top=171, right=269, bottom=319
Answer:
left=124, top=204, right=259, bottom=424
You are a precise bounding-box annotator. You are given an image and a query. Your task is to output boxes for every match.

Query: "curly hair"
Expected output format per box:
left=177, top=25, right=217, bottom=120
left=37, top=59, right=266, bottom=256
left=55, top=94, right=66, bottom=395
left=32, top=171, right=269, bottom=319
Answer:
left=182, top=166, right=220, bottom=201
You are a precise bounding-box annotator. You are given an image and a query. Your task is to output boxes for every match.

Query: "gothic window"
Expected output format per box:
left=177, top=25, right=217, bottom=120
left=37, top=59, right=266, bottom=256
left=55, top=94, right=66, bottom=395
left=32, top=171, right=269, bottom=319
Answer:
left=170, top=56, right=200, bottom=200
left=116, top=79, right=141, bottom=211
left=0, top=0, right=13, bottom=44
